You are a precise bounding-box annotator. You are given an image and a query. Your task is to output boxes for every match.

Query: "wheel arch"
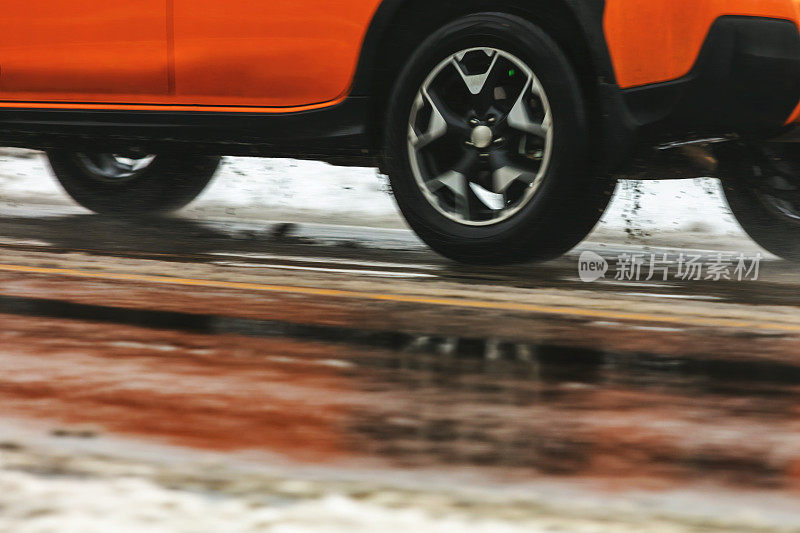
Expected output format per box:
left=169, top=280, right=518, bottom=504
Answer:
left=352, top=0, right=617, bottom=162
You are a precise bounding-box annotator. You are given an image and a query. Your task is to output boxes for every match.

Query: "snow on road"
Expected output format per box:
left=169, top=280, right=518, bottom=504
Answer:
left=1, top=470, right=544, bottom=533
left=2, top=424, right=792, bottom=533
left=0, top=149, right=744, bottom=238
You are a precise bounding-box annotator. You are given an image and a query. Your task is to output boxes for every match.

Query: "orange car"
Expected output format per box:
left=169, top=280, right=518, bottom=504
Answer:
left=2, top=1, right=800, bottom=263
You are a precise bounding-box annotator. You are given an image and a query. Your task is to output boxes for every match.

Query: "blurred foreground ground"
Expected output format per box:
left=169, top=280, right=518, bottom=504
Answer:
left=2, top=150, right=800, bottom=532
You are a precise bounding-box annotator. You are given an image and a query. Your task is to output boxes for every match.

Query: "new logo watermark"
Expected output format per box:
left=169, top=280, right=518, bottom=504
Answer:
left=578, top=251, right=609, bottom=282
left=578, top=251, right=761, bottom=283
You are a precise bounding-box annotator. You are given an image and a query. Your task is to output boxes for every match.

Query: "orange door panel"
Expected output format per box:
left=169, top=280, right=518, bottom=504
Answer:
left=172, top=0, right=382, bottom=107
left=604, top=0, right=800, bottom=88
left=0, top=1, right=169, bottom=103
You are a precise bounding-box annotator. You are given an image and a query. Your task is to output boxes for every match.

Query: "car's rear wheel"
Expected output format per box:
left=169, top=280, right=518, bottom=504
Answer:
left=720, top=142, right=800, bottom=261
left=384, top=13, right=614, bottom=264
left=47, top=151, right=220, bottom=216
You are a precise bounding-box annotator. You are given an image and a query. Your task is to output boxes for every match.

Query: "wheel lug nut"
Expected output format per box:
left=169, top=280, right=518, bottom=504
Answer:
left=487, top=117, right=496, bottom=124
left=469, top=118, right=480, bottom=126
left=493, top=137, right=505, bottom=145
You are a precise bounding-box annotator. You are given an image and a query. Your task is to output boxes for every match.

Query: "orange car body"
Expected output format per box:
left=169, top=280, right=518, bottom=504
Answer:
left=604, top=0, right=800, bottom=124
left=0, top=1, right=795, bottom=114
left=0, top=0, right=383, bottom=110
left=606, top=0, right=800, bottom=87
left=0, top=0, right=799, bottom=165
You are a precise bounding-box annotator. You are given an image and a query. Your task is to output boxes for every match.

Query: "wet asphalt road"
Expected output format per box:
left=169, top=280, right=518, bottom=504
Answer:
left=3, top=203, right=800, bottom=501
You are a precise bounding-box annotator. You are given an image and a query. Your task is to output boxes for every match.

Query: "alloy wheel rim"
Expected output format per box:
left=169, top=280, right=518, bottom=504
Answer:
left=749, top=150, right=800, bottom=224
left=407, top=47, right=554, bottom=226
left=75, top=153, right=156, bottom=183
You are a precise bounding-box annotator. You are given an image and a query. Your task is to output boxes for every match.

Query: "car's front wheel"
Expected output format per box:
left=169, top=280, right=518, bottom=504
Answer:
left=47, top=151, right=221, bottom=216
left=384, top=13, right=614, bottom=264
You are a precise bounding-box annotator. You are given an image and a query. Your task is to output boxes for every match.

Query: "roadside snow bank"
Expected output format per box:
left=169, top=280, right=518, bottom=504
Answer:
left=1, top=469, right=553, bottom=533
left=2, top=426, right=798, bottom=533
left=0, top=149, right=744, bottom=237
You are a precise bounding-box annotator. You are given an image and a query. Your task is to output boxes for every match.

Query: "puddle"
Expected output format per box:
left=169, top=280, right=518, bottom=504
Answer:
left=3, top=294, right=800, bottom=388
left=3, top=294, right=800, bottom=488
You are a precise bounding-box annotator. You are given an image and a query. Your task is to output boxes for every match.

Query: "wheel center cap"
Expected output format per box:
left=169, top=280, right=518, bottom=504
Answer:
left=471, top=125, right=493, bottom=149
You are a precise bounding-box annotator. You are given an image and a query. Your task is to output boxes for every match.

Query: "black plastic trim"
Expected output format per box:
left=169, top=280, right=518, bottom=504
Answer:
left=351, top=0, right=627, bottom=169
left=351, top=0, right=615, bottom=96
left=0, top=97, right=374, bottom=165
left=621, top=16, right=800, bottom=140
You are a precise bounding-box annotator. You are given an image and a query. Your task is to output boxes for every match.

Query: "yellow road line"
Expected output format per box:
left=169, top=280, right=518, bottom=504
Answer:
left=0, top=262, right=797, bottom=333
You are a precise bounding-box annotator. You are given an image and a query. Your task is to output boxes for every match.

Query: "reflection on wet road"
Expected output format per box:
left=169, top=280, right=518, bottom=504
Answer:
left=3, top=300, right=800, bottom=490
left=3, top=205, right=800, bottom=527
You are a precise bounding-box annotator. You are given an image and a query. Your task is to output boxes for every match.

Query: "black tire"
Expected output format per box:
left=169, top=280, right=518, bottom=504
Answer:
left=383, top=13, right=614, bottom=264
left=720, top=142, right=800, bottom=261
left=47, top=151, right=221, bottom=216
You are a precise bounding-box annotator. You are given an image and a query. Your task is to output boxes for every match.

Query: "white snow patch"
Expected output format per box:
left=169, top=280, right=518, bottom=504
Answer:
left=0, top=149, right=745, bottom=237
left=0, top=150, right=65, bottom=203
left=0, top=469, right=561, bottom=533
left=601, top=179, right=742, bottom=236
left=197, top=157, right=395, bottom=215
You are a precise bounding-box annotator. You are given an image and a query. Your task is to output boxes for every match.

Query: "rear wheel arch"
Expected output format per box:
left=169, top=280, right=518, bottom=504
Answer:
left=353, top=0, right=614, bottom=159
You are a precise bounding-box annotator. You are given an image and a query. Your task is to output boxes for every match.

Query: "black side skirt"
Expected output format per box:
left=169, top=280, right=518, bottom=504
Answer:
left=0, top=96, right=374, bottom=166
